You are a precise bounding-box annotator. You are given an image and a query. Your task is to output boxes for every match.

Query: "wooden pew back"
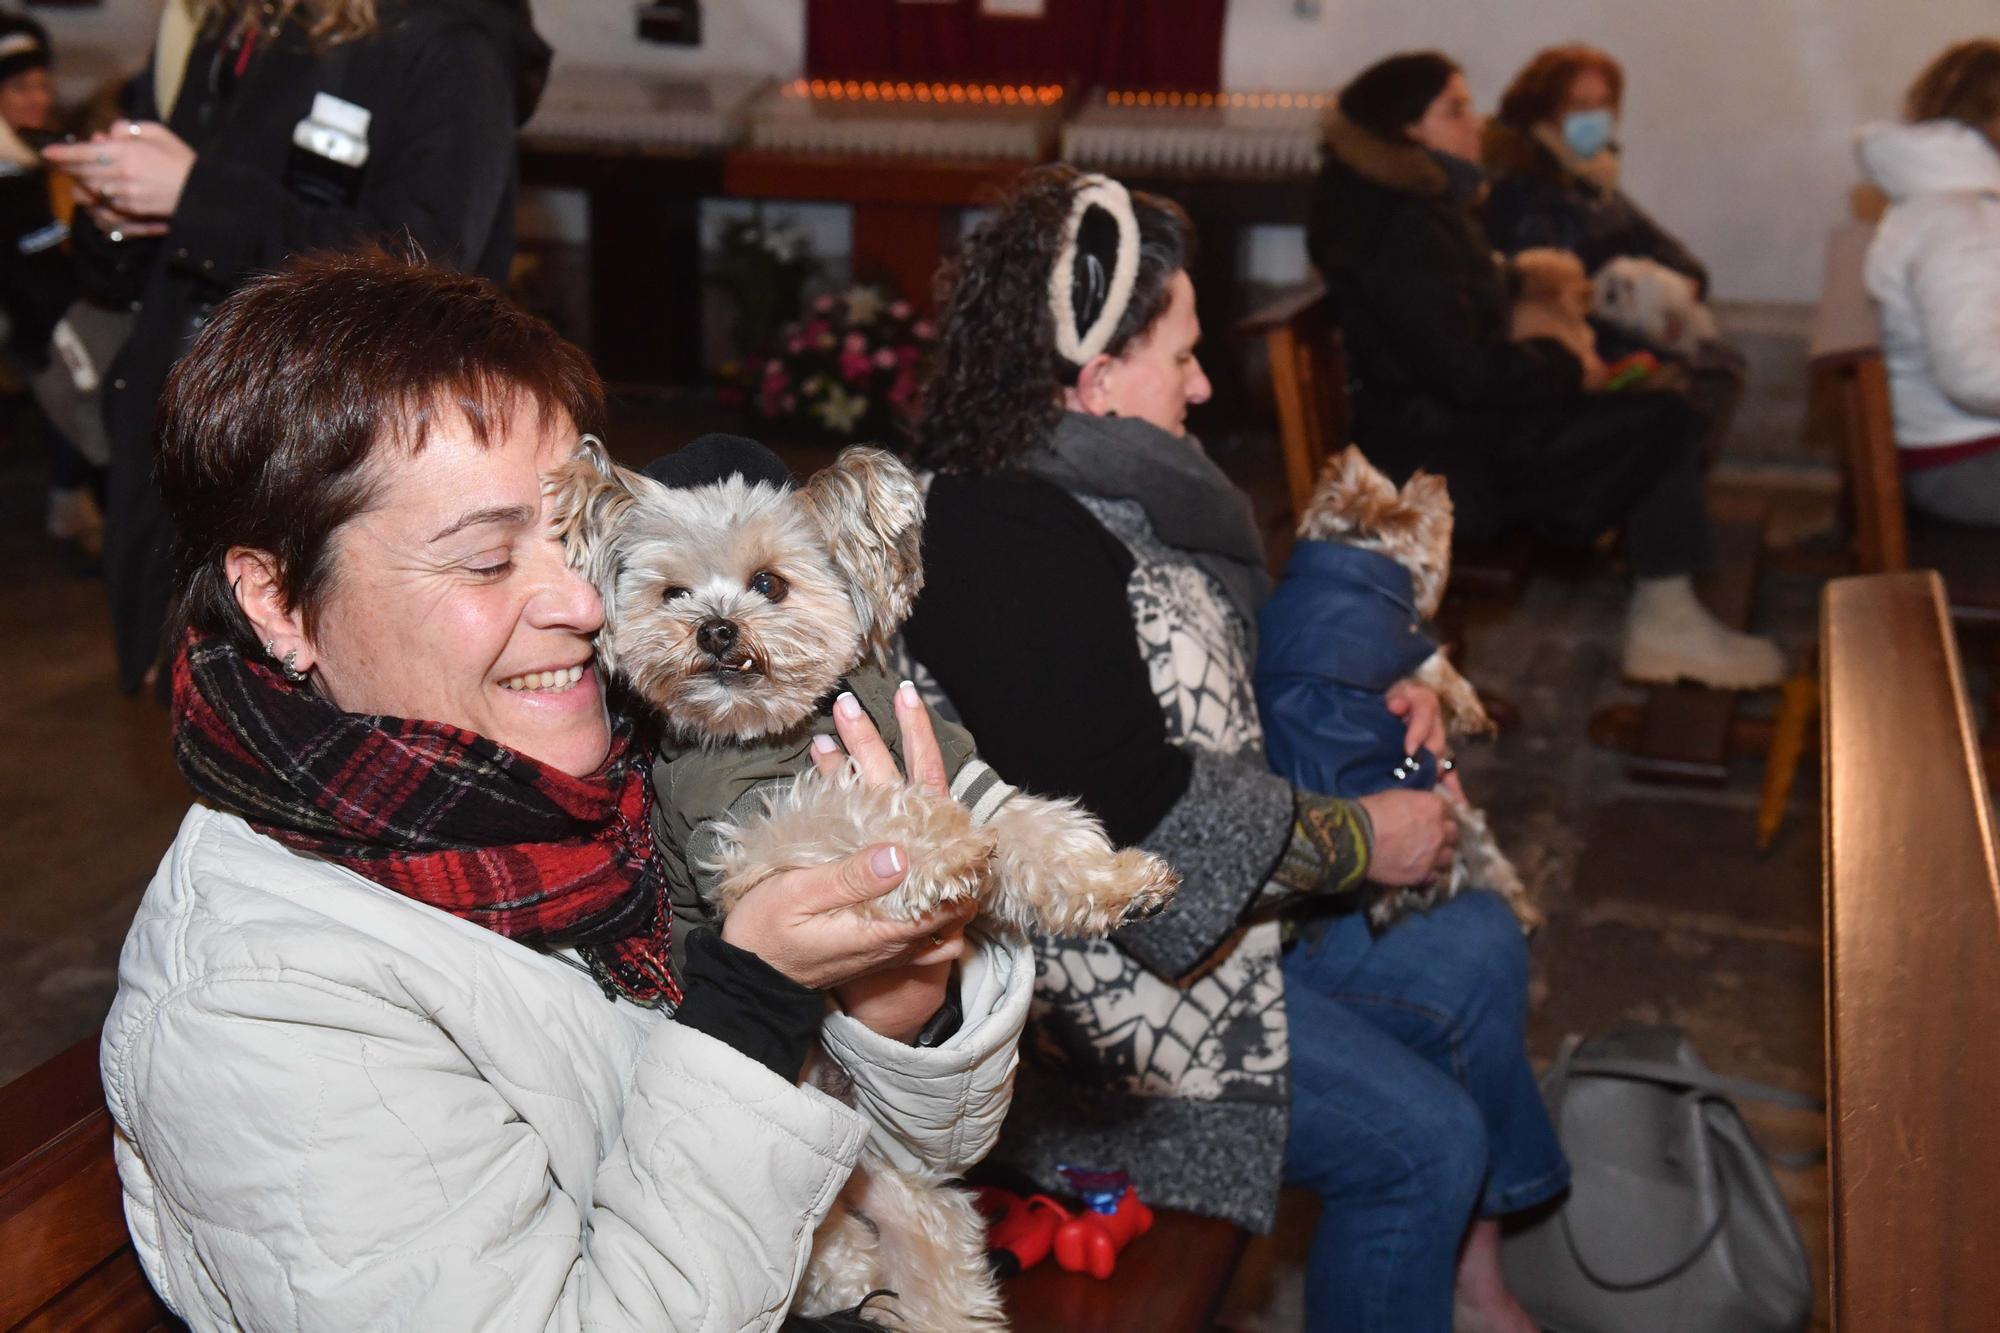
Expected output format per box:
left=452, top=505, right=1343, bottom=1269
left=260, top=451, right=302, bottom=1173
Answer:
left=1810, top=223, right=1909, bottom=575
left=1236, top=278, right=1345, bottom=521
left=1821, top=570, right=2000, bottom=1329
left=0, top=1034, right=179, bottom=1331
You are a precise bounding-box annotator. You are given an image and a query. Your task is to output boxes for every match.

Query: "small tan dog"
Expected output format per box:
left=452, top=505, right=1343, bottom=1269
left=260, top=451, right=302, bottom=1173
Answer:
left=1509, top=246, right=1606, bottom=384
left=1261, top=447, right=1540, bottom=933
left=552, top=433, right=1177, bottom=1331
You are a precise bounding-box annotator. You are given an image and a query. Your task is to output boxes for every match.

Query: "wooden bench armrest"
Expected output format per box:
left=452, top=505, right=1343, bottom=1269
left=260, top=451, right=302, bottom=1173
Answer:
left=1822, top=571, right=2000, bottom=1329
left=1235, top=278, right=1327, bottom=339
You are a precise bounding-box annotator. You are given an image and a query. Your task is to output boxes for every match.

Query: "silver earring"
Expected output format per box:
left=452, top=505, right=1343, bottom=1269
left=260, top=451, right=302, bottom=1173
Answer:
left=267, top=640, right=307, bottom=683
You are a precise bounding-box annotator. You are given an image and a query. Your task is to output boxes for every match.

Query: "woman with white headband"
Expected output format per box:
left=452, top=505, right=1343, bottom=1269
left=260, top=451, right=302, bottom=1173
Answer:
left=903, top=162, right=1560, bottom=1333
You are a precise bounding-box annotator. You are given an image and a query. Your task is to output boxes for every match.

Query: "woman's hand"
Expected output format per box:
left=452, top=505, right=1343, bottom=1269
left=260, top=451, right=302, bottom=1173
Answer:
left=719, top=681, right=975, bottom=1042
left=1354, top=787, right=1458, bottom=887
left=46, top=120, right=195, bottom=235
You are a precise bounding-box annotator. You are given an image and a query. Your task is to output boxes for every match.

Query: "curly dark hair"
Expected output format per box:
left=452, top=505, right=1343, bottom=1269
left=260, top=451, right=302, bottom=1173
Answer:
left=915, top=163, right=1193, bottom=474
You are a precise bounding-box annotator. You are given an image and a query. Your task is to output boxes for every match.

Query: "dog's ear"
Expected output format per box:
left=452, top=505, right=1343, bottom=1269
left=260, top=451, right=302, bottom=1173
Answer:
left=1400, top=469, right=1453, bottom=521
left=547, top=433, right=639, bottom=605
left=1298, top=444, right=1398, bottom=540
left=797, top=445, right=925, bottom=661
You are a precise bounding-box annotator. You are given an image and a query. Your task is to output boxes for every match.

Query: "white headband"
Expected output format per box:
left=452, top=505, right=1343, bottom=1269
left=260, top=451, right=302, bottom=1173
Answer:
left=1048, top=174, right=1140, bottom=366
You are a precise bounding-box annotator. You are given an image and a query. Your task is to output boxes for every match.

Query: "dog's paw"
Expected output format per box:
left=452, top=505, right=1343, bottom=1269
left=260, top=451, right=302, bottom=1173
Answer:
left=872, top=800, right=999, bottom=923
left=975, top=793, right=1179, bottom=937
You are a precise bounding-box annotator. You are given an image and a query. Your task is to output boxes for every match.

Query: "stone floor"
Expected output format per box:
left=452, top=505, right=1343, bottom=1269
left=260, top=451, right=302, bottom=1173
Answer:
left=0, top=380, right=1837, bottom=1329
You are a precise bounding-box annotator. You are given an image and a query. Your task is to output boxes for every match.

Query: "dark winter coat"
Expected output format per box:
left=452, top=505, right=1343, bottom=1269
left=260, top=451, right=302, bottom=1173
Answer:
left=81, top=0, right=549, bottom=692
left=1480, top=119, right=1707, bottom=293
left=1306, top=116, right=1584, bottom=504
left=1255, top=540, right=1438, bottom=800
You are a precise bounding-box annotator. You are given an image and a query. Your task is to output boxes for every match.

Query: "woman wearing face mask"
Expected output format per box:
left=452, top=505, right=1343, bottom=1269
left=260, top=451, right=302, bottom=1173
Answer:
left=1310, top=51, right=1783, bottom=690
left=1482, top=44, right=1747, bottom=459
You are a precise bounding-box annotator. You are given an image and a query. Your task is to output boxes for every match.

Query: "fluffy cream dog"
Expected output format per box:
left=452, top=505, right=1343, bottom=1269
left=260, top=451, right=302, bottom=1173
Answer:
left=552, top=434, right=1177, bottom=1330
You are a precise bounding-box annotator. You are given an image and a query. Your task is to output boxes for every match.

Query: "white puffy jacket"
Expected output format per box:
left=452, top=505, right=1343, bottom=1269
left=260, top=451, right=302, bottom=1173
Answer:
left=1859, top=119, right=2000, bottom=451
left=100, top=805, right=1033, bottom=1332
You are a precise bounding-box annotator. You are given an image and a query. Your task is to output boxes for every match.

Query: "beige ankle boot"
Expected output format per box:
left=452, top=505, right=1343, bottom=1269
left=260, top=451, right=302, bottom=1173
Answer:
left=1622, top=576, right=1784, bottom=689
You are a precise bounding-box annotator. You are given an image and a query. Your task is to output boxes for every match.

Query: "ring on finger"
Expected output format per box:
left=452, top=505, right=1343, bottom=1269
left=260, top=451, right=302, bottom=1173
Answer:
left=127, top=122, right=143, bottom=138
left=107, top=228, right=124, bottom=243
left=928, top=930, right=944, bottom=948
left=94, top=150, right=111, bottom=166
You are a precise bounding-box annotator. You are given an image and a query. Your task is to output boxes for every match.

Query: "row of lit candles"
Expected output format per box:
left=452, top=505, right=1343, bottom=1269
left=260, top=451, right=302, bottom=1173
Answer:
left=1105, top=89, right=1331, bottom=110
left=780, top=80, right=1328, bottom=112
left=785, top=79, right=1065, bottom=106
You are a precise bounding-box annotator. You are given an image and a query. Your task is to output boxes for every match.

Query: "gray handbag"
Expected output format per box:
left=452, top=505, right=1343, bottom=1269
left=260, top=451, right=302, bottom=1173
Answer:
left=1500, top=1026, right=1819, bottom=1333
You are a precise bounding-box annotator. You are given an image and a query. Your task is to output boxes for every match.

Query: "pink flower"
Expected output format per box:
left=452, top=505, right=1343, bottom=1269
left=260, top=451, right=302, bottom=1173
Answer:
left=813, top=294, right=835, bottom=314
left=762, top=363, right=789, bottom=390
left=787, top=335, right=806, bottom=354
left=843, top=331, right=867, bottom=353
left=803, top=319, right=831, bottom=343
left=890, top=299, right=913, bottom=320
left=873, top=347, right=898, bottom=369
left=913, top=319, right=936, bottom=340
left=781, top=393, right=797, bottom=413
left=839, top=344, right=873, bottom=383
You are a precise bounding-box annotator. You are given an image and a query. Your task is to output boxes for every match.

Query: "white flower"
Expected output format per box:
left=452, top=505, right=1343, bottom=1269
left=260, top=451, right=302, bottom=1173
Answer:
left=763, top=225, right=803, bottom=263
left=844, top=285, right=887, bottom=325
left=812, top=384, right=869, bottom=434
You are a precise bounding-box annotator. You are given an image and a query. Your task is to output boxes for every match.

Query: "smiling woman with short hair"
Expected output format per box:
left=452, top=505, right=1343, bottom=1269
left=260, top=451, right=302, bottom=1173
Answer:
left=102, top=248, right=1032, bottom=1331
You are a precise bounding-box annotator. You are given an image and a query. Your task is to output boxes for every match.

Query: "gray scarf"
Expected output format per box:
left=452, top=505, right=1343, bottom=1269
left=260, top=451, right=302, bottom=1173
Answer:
left=1023, top=412, right=1273, bottom=636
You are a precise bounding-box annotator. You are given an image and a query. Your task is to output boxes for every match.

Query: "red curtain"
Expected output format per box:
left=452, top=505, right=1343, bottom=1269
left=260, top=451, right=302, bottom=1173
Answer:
left=804, top=0, right=1228, bottom=92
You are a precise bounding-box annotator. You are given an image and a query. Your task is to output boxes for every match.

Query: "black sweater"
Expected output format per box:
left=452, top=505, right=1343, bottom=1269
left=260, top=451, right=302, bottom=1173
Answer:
left=904, top=471, right=1193, bottom=848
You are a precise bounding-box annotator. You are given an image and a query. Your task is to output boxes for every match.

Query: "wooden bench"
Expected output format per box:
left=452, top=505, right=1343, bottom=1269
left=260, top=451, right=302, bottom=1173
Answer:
left=0, top=1034, right=180, bottom=1332
left=1821, top=570, right=2000, bottom=1328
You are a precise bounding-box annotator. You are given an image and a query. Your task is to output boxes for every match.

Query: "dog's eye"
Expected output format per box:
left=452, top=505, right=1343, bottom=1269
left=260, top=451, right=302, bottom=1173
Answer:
left=661, top=585, right=691, bottom=603
left=749, top=570, right=790, bottom=603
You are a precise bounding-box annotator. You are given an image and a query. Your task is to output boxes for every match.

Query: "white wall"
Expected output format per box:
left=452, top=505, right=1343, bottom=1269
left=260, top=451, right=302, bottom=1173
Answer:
left=38, top=0, right=1998, bottom=301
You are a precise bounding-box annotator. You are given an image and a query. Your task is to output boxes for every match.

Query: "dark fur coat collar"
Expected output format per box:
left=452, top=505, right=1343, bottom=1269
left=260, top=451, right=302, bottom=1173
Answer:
left=1320, top=112, right=1449, bottom=198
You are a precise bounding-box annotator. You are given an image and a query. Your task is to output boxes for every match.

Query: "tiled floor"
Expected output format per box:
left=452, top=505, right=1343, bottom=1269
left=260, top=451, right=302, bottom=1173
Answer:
left=0, top=377, right=1836, bottom=1329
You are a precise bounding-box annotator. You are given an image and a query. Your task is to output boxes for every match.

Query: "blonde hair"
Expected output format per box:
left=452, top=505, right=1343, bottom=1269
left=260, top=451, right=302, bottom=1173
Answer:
left=185, top=0, right=380, bottom=49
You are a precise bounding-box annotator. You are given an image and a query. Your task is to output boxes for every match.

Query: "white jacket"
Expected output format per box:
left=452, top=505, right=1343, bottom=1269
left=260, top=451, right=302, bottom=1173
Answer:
left=1859, top=119, right=2000, bottom=450
left=100, top=805, right=1033, bottom=1332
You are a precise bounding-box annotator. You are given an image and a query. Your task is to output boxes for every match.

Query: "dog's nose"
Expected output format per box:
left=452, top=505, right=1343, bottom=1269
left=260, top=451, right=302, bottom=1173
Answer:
left=696, top=618, right=739, bottom=657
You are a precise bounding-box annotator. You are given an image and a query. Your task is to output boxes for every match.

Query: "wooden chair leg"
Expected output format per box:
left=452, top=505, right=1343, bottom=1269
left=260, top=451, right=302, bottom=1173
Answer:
left=1758, top=672, right=1819, bottom=851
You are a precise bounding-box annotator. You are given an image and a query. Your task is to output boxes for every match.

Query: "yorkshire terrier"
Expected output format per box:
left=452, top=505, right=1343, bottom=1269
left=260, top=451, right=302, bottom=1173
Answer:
left=1510, top=246, right=1607, bottom=384
left=1260, top=446, right=1539, bottom=933
left=551, top=433, right=1177, bottom=1332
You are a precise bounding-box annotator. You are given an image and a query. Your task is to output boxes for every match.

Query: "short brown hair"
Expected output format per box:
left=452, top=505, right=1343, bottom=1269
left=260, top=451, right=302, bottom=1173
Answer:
left=1906, top=40, right=2000, bottom=134
left=1495, top=44, right=1625, bottom=129
left=159, top=247, right=605, bottom=653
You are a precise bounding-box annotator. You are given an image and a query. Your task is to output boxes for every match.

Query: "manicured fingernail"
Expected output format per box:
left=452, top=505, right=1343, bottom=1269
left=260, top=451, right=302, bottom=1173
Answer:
left=870, top=845, right=905, bottom=878
left=811, top=733, right=839, bottom=754
left=897, top=680, right=919, bottom=708
left=836, top=691, right=862, bottom=719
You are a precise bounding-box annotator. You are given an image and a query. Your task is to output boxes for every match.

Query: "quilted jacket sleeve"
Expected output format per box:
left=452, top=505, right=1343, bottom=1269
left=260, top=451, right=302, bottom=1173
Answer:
left=818, top=929, right=1034, bottom=1175
left=104, top=972, right=867, bottom=1332
left=1903, top=193, right=2000, bottom=419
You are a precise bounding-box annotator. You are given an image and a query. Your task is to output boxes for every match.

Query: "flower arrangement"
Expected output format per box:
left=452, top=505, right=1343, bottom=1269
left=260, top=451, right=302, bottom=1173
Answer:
left=749, top=285, right=934, bottom=441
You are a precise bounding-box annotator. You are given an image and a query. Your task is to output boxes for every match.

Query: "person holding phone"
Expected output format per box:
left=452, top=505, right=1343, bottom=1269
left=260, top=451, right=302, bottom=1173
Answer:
left=44, top=0, right=549, bottom=694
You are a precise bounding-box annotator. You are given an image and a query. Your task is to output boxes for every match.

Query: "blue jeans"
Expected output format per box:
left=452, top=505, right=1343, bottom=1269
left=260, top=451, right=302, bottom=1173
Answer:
left=1280, top=890, right=1568, bottom=1333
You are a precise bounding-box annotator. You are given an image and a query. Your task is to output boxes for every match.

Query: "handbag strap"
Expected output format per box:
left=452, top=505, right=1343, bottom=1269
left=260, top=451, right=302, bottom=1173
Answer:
left=1564, top=1056, right=1826, bottom=1114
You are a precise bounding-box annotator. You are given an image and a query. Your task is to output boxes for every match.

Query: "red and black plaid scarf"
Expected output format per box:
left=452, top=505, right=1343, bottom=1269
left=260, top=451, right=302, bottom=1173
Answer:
left=171, top=632, right=681, bottom=1008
